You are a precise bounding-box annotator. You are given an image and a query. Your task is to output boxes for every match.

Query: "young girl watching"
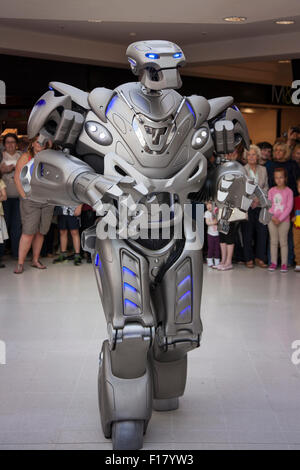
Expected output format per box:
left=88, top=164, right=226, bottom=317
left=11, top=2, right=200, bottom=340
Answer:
left=268, top=168, right=294, bottom=273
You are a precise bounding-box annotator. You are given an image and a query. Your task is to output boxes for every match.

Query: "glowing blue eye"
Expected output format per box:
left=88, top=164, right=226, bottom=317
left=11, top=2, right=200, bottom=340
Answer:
left=145, top=53, right=160, bottom=59
left=173, top=53, right=182, bottom=58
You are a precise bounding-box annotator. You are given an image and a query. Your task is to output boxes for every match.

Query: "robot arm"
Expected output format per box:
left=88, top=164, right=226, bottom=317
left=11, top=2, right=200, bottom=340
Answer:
left=207, top=101, right=271, bottom=233
left=20, top=149, right=147, bottom=216
left=210, top=160, right=272, bottom=234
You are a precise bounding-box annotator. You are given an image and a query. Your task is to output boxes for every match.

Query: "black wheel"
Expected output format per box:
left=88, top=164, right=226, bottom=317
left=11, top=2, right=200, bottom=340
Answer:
left=112, top=420, right=144, bottom=450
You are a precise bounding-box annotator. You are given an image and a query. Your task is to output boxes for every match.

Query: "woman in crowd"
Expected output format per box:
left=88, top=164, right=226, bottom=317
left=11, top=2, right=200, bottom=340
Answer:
left=266, top=142, right=300, bottom=196
left=13, top=135, right=54, bottom=274
left=292, top=144, right=300, bottom=167
left=242, top=145, right=269, bottom=268
left=268, top=168, right=294, bottom=273
left=0, top=133, right=22, bottom=259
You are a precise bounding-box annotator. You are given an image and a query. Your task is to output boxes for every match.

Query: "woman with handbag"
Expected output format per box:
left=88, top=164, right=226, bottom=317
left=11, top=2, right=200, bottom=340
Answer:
left=0, top=133, right=22, bottom=259
left=242, top=145, right=269, bottom=268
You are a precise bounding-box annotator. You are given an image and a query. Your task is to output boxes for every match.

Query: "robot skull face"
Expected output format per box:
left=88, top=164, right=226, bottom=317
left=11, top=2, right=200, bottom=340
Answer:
left=126, top=40, right=186, bottom=91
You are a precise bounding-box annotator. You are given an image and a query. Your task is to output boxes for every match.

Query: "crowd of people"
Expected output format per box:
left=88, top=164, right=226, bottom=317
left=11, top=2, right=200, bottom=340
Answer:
left=205, top=128, right=300, bottom=273
left=0, top=126, right=300, bottom=275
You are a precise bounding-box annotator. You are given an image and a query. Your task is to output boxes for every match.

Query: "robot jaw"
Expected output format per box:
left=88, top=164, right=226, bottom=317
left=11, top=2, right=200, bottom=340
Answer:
left=126, top=40, right=186, bottom=91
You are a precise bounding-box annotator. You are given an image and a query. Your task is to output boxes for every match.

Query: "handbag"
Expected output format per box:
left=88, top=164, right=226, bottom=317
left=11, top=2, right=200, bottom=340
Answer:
left=2, top=172, right=19, bottom=198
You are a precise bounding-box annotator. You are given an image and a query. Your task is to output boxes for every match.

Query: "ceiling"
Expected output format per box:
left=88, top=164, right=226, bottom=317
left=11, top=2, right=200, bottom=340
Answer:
left=1, top=17, right=300, bottom=46
left=0, top=0, right=300, bottom=85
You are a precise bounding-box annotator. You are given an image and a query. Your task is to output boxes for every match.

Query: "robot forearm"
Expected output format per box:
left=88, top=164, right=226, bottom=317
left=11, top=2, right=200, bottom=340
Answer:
left=209, top=160, right=272, bottom=233
left=20, top=149, right=124, bottom=212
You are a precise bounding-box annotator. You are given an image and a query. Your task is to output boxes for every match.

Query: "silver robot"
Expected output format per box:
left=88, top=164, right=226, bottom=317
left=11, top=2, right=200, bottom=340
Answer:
left=20, top=40, right=271, bottom=450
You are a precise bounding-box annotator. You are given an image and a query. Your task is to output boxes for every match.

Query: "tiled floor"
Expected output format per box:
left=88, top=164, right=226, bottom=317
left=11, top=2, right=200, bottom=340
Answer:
left=0, top=258, right=299, bottom=450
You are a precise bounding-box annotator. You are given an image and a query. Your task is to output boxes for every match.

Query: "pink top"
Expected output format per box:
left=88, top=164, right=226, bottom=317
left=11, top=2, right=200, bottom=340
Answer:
left=268, top=186, right=294, bottom=223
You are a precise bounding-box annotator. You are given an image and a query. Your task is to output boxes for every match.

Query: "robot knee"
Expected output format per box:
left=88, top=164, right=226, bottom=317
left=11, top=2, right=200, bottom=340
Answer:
left=107, top=322, right=155, bottom=380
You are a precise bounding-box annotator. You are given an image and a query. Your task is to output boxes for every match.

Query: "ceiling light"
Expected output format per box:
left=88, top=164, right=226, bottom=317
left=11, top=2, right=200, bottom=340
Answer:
left=223, top=17, right=247, bottom=23
left=278, top=60, right=291, bottom=64
left=129, top=32, right=136, bottom=37
left=88, top=19, right=102, bottom=23
left=275, top=20, right=295, bottom=25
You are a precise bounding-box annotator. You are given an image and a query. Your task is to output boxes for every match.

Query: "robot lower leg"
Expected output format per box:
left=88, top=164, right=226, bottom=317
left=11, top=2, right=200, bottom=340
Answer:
left=149, top=343, right=188, bottom=411
left=98, top=327, right=153, bottom=450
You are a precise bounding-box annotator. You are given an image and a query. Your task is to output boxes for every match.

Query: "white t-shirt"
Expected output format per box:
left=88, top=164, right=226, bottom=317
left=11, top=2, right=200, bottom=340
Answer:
left=204, top=210, right=219, bottom=236
left=1, top=150, right=21, bottom=167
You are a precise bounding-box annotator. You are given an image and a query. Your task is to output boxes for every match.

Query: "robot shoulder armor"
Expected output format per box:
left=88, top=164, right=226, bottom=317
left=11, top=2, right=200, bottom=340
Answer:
left=207, top=96, right=234, bottom=120
left=88, top=88, right=117, bottom=123
left=186, top=95, right=210, bottom=129
left=49, top=82, right=90, bottom=109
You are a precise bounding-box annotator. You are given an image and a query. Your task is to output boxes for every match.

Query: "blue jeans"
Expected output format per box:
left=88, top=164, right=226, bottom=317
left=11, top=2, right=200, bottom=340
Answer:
left=3, top=198, right=22, bottom=258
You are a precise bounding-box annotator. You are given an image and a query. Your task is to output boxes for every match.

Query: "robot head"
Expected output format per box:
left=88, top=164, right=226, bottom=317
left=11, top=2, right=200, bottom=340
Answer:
left=126, top=40, right=186, bottom=91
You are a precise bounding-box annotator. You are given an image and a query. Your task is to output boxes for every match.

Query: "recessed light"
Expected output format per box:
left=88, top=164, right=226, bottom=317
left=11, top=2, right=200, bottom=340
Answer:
left=275, top=20, right=295, bottom=25
left=278, top=60, right=291, bottom=64
left=224, top=16, right=247, bottom=23
left=241, top=107, right=256, bottom=114
left=88, top=19, right=102, bottom=23
left=129, top=32, right=136, bottom=37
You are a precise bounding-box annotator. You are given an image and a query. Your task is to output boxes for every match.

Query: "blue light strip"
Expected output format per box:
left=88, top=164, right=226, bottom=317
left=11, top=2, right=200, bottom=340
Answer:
left=179, top=290, right=191, bottom=302
left=95, top=253, right=99, bottom=266
left=124, top=299, right=138, bottom=309
left=179, top=306, right=191, bottom=316
left=123, top=267, right=136, bottom=277
left=36, top=99, right=46, bottom=107
left=105, top=94, right=118, bottom=116
left=124, top=282, right=137, bottom=292
left=177, top=275, right=191, bottom=288
left=128, top=58, right=137, bottom=66
left=173, top=52, right=182, bottom=58
left=186, top=101, right=196, bottom=123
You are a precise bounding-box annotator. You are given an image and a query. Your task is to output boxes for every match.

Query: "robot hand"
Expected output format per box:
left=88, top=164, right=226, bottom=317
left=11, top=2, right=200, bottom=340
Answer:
left=76, top=171, right=149, bottom=217
left=213, top=161, right=271, bottom=233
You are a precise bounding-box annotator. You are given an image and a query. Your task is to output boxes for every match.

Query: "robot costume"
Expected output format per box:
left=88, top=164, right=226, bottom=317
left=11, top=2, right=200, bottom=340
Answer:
left=20, top=40, right=271, bottom=450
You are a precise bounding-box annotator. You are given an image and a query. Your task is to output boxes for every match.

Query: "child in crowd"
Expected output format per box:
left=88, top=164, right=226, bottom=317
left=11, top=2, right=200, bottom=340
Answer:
left=53, top=205, right=83, bottom=266
left=0, top=172, right=8, bottom=268
left=268, top=168, right=294, bottom=273
left=204, top=201, right=220, bottom=267
left=292, top=177, right=300, bottom=272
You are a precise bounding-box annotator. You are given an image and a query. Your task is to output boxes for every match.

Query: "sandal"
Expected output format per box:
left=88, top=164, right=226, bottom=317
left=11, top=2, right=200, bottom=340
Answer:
left=14, top=264, right=24, bottom=274
left=219, top=264, right=233, bottom=271
left=31, top=260, right=47, bottom=270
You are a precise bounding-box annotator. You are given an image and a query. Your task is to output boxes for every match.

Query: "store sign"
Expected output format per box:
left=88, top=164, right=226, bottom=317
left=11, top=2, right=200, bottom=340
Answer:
left=0, top=80, right=6, bottom=104
left=272, top=82, right=300, bottom=105
left=272, top=85, right=293, bottom=105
